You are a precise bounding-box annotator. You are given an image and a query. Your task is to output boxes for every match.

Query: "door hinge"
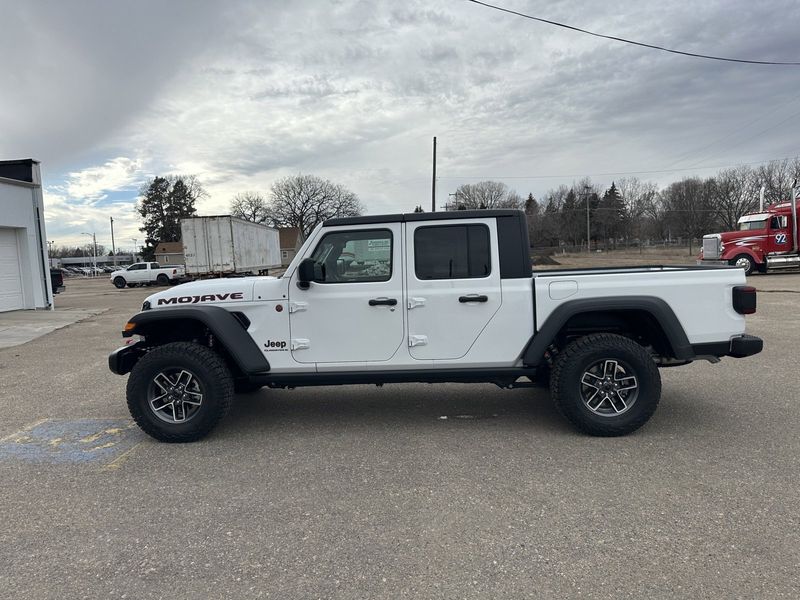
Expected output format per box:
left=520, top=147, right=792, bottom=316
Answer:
left=289, top=302, right=308, bottom=313
left=408, top=334, right=428, bottom=347
left=291, top=338, right=310, bottom=350
left=407, top=297, right=426, bottom=309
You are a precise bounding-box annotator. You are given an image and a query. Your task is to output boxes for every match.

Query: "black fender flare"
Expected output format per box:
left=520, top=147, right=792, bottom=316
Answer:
left=122, top=306, right=270, bottom=375
left=522, top=296, right=693, bottom=366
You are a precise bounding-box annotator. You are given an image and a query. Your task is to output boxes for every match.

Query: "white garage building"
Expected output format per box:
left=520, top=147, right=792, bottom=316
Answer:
left=0, top=159, right=53, bottom=312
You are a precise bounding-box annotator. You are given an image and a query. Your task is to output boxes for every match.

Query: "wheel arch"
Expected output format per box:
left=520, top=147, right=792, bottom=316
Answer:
left=522, top=296, right=693, bottom=366
left=721, top=247, right=761, bottom=265
left=121, top=306, right=269, bottom=376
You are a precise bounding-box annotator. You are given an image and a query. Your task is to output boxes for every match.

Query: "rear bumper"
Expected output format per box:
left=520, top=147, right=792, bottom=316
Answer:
left=691, top=334, right=763, bottom=359
left=728, top=334, right=763, bottom=358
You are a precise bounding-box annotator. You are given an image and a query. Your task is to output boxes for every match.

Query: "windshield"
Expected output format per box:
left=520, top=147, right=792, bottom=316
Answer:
left=738, top=219, right=767, bottom=231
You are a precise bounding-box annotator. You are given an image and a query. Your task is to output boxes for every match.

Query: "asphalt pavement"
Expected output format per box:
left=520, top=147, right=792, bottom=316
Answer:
left=0, top=275, right=798, bottom=599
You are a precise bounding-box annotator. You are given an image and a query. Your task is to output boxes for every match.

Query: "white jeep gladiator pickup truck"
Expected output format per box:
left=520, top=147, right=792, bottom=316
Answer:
left=110, top=262, right=185, bottom=289
left=109, top=210, right=762, bottom=442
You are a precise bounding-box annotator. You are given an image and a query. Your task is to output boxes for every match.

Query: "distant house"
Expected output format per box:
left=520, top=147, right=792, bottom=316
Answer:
left=278, top=227, right=301, bottom=266
left=154, top=241, right=184, bottom=266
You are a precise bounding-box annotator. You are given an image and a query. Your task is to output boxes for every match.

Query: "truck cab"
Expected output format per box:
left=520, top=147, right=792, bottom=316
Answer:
left=700, top=198, right=800, bottom=274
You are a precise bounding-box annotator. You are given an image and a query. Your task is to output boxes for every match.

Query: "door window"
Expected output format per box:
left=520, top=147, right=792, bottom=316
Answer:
left=414, top=224, right=490, bottom=280
left=309, top=229, right=392, bottom=283
left=128, top=264, right=146, bottom=271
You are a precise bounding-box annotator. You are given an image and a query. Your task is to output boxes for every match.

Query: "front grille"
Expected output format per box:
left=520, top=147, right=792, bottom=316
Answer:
left=702, top=236, right=720, bottom=259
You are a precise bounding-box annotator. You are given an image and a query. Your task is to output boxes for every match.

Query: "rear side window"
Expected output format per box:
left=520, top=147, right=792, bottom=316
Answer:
left=414, top=224, right=490, bottom=280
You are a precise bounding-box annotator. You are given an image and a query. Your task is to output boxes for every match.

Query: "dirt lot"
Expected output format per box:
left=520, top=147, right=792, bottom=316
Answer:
left=535, top=246, right=706, bottom=270
left=0, top=273, right=798, bottom=599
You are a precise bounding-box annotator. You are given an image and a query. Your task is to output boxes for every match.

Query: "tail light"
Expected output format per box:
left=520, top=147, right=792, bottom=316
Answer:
left=732, top=285, right=757, bottom=314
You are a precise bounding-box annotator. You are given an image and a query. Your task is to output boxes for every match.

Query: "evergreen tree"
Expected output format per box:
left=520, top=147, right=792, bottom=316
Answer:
left=136, top=175, right=203, bottom=259
left=596, top=181, right=625, bottom=248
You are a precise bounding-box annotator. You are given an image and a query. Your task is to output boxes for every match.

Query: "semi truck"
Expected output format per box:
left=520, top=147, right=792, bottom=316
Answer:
left=699, top=186, right=800, bottom=275
left=181, top=216, right=281, bottom=278
left=109, top=209, right=762, bottom=443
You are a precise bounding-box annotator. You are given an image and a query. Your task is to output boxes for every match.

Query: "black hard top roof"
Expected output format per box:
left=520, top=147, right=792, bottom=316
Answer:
left=324, top=209, right=523, bottom=227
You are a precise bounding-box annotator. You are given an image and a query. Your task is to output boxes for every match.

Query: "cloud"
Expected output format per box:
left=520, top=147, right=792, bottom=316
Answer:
left=4, top=0, right=800, bottom=238
left=65, top=157, right=145, bottom=201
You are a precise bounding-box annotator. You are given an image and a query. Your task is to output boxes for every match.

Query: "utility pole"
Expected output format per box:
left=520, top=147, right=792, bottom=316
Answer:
left=584, top=185, right=591, bottom=253
left=131, top=238, right=138, bottom=262
left=431, top=136, right=437, bottom=212
left=110, top=216, right=117, bottom=266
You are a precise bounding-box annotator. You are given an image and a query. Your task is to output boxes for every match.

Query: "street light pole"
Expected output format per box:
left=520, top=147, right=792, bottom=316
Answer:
left=81, top=232, right=98, bottom=276
left=131, top=238, right=138, bottom=262
left=110, top=216, right=117, bottom=266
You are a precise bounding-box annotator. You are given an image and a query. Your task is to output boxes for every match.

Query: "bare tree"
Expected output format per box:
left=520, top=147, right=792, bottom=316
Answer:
left=268, top=174, right=363, bottom=238
left=712, top=166, right=760, bottom=230
left=754, top=158, right=800, bottom=206
left=453, top=181, right=524, bottom=209
left=618, top=177, right=659, bottom=241
left=230, top=192, right=269, bottom=223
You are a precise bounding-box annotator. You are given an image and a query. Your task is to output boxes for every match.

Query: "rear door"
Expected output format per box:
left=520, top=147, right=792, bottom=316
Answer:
left=405, top=218, right=501, bottom=360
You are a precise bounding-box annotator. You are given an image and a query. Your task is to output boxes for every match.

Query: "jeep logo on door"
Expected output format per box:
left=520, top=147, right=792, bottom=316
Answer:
left=157, top=292, right=244, bottom=306
left=264, top=340, right=287, bottom=351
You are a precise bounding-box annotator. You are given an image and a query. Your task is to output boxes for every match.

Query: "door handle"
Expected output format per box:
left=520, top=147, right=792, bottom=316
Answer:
left=369, top=297, right=398, bottom=306
left=459, top=294, right=488, bottom=303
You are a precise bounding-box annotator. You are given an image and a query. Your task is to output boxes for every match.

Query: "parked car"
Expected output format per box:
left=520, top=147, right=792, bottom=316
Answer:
left=50, top=268, right=65, bottom=294
left=110, top=262, right=186, bottom=289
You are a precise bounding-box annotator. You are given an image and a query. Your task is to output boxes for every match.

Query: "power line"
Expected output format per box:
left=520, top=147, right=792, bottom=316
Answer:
left=466, top=0, right=800, bottom=66
left=663, top=93, right=800, bottom=169
left=437, top=155, right=800, bottom=181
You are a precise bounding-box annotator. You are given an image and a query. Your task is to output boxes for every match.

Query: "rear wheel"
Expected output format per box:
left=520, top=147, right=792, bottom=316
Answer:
left=730, top=254, right=755, bottom=276
left=126, top=342, right=233, bottom=442
left=550, top=333, right=661, bottom=436
left=156, top=274, right=169, bottom=285
left=113, top=277, right=126, bottom=289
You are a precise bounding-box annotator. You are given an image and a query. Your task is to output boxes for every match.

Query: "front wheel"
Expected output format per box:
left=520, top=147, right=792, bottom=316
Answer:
left=113, top=277, right=126, bottom=289
left=730, top=254, right=755, bottom=276
left=126, top=342, right=234, bottom=442
left=550, top=333, right=661, bottom=436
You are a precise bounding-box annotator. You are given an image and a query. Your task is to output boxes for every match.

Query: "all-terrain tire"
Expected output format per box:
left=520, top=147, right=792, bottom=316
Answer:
left=113, top=277, right=126, bottom=289
left=156, top=274, right=169, bottom=285
left=550, top=333, right=661, bottom=437
left=126, top=342, right=234, bottom=442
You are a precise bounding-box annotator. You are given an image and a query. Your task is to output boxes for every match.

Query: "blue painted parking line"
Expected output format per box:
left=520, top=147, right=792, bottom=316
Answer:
left=0, top=419, right=141, bottom=464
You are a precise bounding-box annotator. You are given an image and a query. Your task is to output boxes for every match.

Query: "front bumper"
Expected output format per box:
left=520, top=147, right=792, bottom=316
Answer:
left=696, top=259, right=729, bottom=266
left=108, top=341, right=147, bottom=375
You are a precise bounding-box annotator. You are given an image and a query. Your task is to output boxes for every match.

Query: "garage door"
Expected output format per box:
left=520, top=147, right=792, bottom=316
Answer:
left=0, top=228, right=24, bottom=312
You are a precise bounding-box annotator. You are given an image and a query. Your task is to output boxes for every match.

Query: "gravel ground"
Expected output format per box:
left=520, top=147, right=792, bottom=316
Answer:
left=0, top=274, right=797, bottom=599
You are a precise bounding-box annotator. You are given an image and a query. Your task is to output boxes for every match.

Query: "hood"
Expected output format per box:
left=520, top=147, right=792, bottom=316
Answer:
left=718, top=229, right=769, bottom=243
left=144, top=277, right=266, bottom=309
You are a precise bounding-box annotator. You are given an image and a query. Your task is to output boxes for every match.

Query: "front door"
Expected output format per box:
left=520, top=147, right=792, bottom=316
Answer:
left=768, top=215, right=790, bottom=253
left=288, top=224, right=405, bottom=364
left=405, top=218, right=502, bottom=360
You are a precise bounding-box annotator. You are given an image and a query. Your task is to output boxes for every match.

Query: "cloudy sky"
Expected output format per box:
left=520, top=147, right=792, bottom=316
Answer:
left=2, top=0, right=799, bottom=250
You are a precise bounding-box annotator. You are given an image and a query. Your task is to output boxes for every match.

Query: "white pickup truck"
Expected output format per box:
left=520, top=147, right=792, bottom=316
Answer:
left=109, top=210, right=762, bottom=442
left=110, top=262, right=185, bottom=289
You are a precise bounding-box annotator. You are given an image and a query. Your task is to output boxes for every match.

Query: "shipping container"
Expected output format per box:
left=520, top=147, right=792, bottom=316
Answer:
left=181, top=216, right=281, bottom=276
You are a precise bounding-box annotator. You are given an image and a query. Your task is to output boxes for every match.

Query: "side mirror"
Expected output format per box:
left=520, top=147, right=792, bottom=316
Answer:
left=297, top=258, right=319, bottom=289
